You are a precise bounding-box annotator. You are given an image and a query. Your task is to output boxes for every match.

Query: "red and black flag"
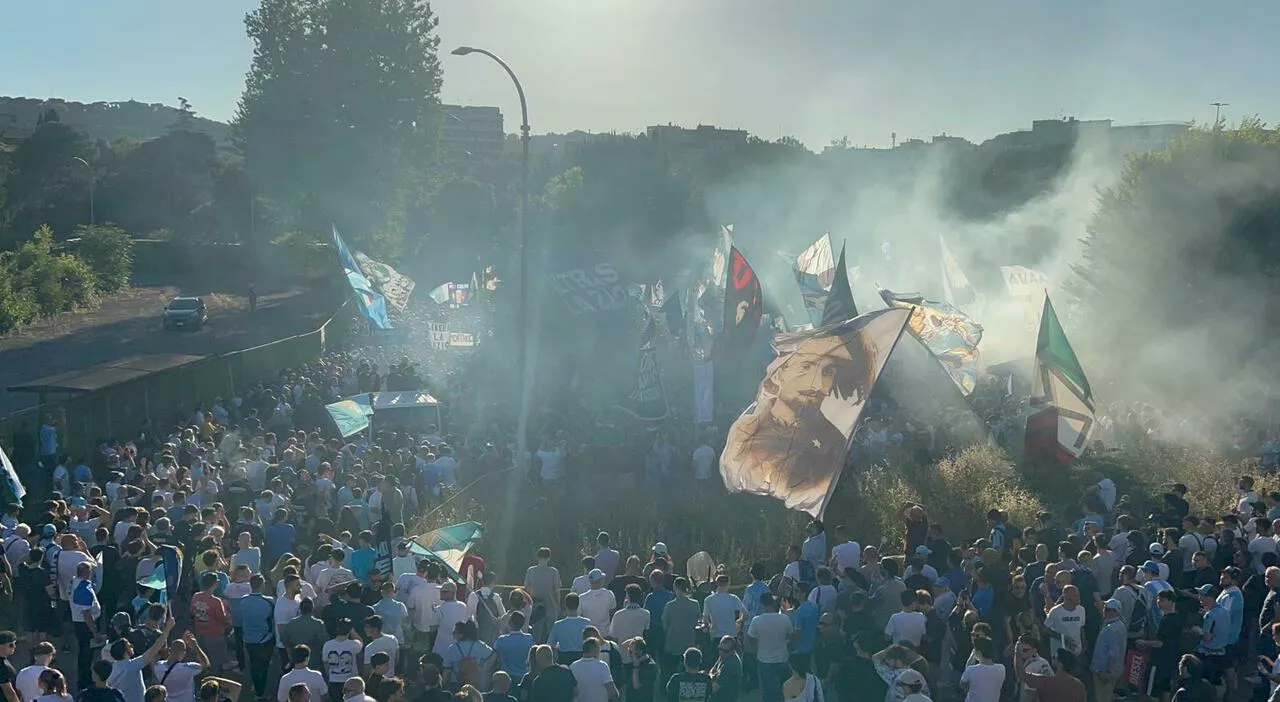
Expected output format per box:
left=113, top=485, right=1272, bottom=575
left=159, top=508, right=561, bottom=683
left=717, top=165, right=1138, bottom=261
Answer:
left=721, top=246, right=763, bottom=355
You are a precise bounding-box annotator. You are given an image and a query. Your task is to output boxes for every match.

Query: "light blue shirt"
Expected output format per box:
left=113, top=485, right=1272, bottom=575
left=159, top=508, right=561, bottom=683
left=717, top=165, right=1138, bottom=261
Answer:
left=374, top=597, right=409, bottom=643
left=801, top=533, right=827, bottom=568
left=1219, top=587, right=1244, bottom=644
left=109, top=655, right=148, bottom=702
left=495, top=630, right=534, bottom=678
left=39, top=424, right=57, bottom=456
left=702, top=591, right=746, bottom=638
left=240, top=593, right=276, bottom=644
left=790, top=601, right=819, bottom=655
left=1092, top=618, right=1127, bottom=676
left=1198, top=604, right=1231, bottom=655
left=743, top=580, right=769, bottom=625
left=548, top=615, right=591, bottom=653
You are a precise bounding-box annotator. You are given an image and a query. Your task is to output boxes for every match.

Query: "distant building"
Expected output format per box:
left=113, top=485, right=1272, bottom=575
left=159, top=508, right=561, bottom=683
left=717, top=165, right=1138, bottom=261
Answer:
left=439, top=104, right=505, bottom=159
left=645, top=123, right=748, bottom=152
left=0, top=111, right=33, bottom=142
left=516, top=130, right=628, bottom=162
left=984, top=117, right=1190, bottom=154
left=1109, top=122, right=1192, bottom=153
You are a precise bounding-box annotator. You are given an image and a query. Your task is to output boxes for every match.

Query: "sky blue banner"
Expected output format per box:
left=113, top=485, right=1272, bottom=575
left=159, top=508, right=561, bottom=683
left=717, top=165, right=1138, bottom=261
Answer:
left=331, top=225, right=393, bottom=329
left=325, top=393, right=374, bottom=437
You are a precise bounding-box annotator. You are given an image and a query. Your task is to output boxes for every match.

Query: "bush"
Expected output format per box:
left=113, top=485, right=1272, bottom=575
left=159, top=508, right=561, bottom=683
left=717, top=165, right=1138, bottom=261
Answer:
left=74, top=224, right=134, bottom=292
left=0, top=223, right=108, bottom=333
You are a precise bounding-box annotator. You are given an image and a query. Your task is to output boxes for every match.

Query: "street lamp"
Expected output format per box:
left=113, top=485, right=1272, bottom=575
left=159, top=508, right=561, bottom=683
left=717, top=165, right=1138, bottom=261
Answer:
left=72, top=156, right=95, bottom=227
left=1210, top=102, right=1229, bottom=127
left=450, top=45, right=532, bottom=454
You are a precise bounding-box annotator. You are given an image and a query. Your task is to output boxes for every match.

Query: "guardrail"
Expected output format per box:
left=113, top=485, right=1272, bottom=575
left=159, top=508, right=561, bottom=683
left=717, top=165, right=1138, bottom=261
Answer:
left=0, top=298, right=356, bottom=459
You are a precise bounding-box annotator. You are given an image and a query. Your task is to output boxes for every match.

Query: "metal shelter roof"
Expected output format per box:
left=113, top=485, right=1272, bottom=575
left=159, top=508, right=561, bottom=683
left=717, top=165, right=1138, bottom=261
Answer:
left=6, top=354, right=205, bottom=395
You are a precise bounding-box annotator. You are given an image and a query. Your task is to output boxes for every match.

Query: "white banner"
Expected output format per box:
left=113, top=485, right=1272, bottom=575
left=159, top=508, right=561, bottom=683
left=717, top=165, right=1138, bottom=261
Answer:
left=428, top=322, right=450, bottom=350
left=1001, top=265, right=1050, bottom=297
left=448, top=332, right=475, bottom=347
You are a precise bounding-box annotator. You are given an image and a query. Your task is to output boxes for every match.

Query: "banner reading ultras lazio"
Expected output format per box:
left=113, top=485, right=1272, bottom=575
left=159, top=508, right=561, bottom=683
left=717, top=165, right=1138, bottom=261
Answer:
left=720, top=308, right=911, bottom=517
left=547, top=254, right=628, bottom=318
left=879, top=289, right=984, bottom=396
left=1025, top=296, right=1095, bottom=464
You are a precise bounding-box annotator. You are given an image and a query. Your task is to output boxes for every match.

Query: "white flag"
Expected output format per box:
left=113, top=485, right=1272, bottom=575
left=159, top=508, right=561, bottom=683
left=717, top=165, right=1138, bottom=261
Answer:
left=1000, top=265, right=1051, bottom=297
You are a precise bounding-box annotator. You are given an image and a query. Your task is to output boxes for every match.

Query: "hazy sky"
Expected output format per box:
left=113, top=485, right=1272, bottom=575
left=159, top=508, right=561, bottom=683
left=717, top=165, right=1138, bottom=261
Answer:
left=2, top=1, right=1276, bottom=148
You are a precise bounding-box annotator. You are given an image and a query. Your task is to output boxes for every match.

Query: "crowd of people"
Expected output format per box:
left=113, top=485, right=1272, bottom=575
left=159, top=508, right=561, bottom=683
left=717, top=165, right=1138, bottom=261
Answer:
left=6, top=298, right=1280, bottom=702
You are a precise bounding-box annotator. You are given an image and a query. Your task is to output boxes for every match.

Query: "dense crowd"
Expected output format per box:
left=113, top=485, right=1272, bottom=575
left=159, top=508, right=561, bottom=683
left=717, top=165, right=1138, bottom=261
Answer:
left=5, top=300, right=1280, bottom=702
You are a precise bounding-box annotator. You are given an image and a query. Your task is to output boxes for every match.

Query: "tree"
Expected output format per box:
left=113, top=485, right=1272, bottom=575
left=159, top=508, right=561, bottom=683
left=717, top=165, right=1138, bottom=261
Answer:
left=1070, top=119, right=1280, bottom=406
left=74, top=224, right=134, bottom=292
left=97, top=128, right=218, bottom=235
left=0, top=121, right=95, bottom=245
left=234, top=0, right=443, bottom=254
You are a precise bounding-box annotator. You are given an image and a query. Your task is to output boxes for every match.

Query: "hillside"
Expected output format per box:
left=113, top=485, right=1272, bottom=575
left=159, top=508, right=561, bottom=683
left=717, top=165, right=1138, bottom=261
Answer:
left=0, top=96, right=231, bottom=146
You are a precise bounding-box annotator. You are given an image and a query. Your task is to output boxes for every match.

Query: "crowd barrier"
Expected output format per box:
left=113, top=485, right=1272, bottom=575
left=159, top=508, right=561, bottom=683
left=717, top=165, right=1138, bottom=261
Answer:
left=0, top=298, right=356, bottom=460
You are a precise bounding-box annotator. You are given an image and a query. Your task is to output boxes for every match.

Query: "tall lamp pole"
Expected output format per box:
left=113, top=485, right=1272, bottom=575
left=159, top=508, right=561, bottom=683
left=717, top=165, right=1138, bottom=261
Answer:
left=73, top=156, right=95, bottom=226
left=1210, top=102, right=1229, bottom=127
left=450, top=46, right=532, bottom=471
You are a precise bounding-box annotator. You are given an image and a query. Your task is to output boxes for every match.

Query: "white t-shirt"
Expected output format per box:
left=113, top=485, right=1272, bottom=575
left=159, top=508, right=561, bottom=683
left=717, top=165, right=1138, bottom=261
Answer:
left=570, top=656, right=615, bottom=702
left=154, top=660, right=204, bottom=702
left=579, top=588, right=617, bottom=635
left=363, top=634, right=400, bottom=676
left=1045, top=604, right=1086, bottom=659
left=398, top=575, right=440, bottom=632
left=747, top=612, right=794, bottom=664
left=884, top=610, right=928, bottom=647
left=692, top=445, right=716, bottom=480
left=278, top=668, right=327, bottom=702
left=1249, top=535, right=1277, bottom=572
left=323, top=638, right=363, bottom=683
left=570, top=575, right=591, bottom=595
left=15, top=664, right=50, bottom=702
left=961, top=662, right=1006, bottom=702
left=433, top=601, right=471, bottom=658
left=831, top=541, right=862, bottom=573
left=55, top=550, right=96, bottom=600
left=274, top=595, right=301, bottom=648
left=609, top=607, right=651, bottom=663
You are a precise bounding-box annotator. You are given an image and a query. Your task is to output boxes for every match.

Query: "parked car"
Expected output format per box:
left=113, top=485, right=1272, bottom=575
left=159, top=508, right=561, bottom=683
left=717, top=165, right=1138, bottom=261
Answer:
left=163, top=296, right=207, bottom=330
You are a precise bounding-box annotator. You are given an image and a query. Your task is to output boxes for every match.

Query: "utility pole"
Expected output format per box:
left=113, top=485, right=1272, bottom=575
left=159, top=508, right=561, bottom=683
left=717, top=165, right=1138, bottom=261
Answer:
left=1210, top=102, right=1229, bottom=127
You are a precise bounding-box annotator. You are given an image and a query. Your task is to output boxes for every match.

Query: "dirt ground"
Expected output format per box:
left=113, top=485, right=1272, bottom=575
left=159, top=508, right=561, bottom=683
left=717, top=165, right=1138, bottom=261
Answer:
left=0, top=282, right=333, bottom=416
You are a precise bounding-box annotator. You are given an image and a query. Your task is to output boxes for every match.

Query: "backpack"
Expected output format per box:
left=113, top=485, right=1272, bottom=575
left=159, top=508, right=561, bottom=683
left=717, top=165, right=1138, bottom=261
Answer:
left=455, top=641, right=487, bottom=689
left=1125, top=584, right=1151, bottom=636
left=474, top=591, right=503, bottom=644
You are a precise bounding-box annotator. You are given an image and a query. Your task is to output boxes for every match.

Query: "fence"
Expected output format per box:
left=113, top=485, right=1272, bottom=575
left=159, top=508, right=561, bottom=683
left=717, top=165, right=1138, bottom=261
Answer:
left=0, top=298, right=356, bottom=459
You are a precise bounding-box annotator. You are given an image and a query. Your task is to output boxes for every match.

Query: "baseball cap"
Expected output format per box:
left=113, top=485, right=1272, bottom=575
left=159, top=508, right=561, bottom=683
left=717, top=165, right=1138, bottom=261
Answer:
left=1103, top=599, right=1122, bottom=611
left=1148, top=542, right=1166, bottom=556
left=1141, top=560, right=1161, bottom=573
left=441, top=581, right=457, bottom=593
left=588, top=569, right=606, bottom=582
left=653, top=542, right=669, bottom=555
left=1197, top=584, right=1220, bottom=597
left=897, top=670, right=925, bottom=687
left=914, top=545, right=932, bottom=557
left=934, top=577, right=950, bottom=590
left=41, top=524, right=57, bottom=538
left=69, top=496, right=87, bottom=508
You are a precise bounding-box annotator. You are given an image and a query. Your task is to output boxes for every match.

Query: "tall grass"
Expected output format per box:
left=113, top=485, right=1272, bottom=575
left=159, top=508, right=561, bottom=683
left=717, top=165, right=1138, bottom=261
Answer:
left=407, top=439, right=1265, bottom=584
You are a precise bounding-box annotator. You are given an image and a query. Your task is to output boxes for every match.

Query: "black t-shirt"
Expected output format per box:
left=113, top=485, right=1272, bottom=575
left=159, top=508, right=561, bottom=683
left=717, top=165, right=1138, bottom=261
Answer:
left=78, top=688, right=127, bottom=702
left=631, top=658, right=659, bottom=700
left=529, top=665, right=577, bottom=702
left=665, top=672, right=712, bottom=702
left=609, top=575, right=649, bottom=605
left=0, top=657, right=16, bottom=687
left=1154, top=611, right=1185, bottom=666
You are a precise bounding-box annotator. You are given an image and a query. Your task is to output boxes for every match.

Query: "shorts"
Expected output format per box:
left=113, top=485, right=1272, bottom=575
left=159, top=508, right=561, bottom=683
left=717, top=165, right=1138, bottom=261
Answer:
left=1200, top=654, right=1225, bottom=686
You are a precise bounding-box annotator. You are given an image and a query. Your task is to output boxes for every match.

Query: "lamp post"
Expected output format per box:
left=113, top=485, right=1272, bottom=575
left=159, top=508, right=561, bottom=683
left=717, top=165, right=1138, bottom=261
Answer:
left=72, top=156, right=95, bottom=226
left=1210, top=102, right=1229, bottom=127
left=451, top=45, right=532, bottom=458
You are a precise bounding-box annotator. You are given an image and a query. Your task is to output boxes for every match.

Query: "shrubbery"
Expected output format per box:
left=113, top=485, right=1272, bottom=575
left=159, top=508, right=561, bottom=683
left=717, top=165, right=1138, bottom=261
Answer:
left=0, top=223, right=134, bottom=333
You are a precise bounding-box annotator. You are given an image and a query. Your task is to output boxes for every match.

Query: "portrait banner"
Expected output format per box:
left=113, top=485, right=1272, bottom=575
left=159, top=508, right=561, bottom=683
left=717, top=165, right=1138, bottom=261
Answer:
left=719, top=308, right=911, bottom=517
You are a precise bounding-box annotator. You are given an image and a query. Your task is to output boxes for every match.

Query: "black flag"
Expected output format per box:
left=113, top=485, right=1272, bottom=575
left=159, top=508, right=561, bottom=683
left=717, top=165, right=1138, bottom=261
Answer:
left=721, top=246, right=763, bottom=355
left=615, top=313, right=670, bottom=421
left=821, top=244, right=858, bottom=326
left=375, top=503, right=393, bottom=579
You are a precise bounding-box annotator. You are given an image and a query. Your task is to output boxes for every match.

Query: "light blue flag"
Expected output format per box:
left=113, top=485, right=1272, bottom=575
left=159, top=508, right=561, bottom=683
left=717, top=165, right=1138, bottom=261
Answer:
left=331, top=225, right=393, bottom=329
left=0, top=444, right=26, bottom=502
left=325, top=394, right=374, bottom=438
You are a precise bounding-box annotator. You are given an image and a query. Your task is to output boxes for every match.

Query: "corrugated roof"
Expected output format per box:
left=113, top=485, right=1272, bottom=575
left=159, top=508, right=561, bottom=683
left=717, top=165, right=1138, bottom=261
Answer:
left=6, top=354, right=205, bottom=395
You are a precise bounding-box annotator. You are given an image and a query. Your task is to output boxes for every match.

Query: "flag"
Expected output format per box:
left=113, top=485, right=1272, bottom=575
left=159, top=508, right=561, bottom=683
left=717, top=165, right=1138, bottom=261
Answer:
left=331, top=226, right=392, bottom=329
left=482, top=266, right=500, bottom=292
left=720, top=308, right=911, bottom=517
left=1001, top=265, right=1051, bottom=297
left=615, top=313, right=670, bottom=421
left=686, top=227, right=734, bottom=361
left=821, top=244, right=858, bottom=326
left=0, top=444, right=25, bottom=502
left=939, top=235, right=975, bottom=307
left=428, top=282, right=452, bottom=305
left=879, top=289, right=984, bottom=395
left=325, top=394, right=374, bottom=438
left=418, top=521, right=484, bottom=572
left=1025, top=296, right=1095, bottom=464
left=720, top=246, right=763, bottom=356
left=661, top=289, right=684, bottom=343
left=451, top=283, right=472, bottom=307
left=648, top=279, right=667, bottom=309
left=547, top=255, right=627, bottom=317
left=158, top=544, right=183, bottom=601
left=353, top=250, right=416, bottom=312
left=693, top=360, right=715, bottom=424
left=375, top=503, right=394, bottom=579
left=793, top=233, right=837, bottom=326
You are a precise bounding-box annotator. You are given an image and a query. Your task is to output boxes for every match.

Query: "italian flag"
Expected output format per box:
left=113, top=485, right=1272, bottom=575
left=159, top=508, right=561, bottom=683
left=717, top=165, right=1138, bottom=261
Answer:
left=1025, top=296, right=1095, bottom=464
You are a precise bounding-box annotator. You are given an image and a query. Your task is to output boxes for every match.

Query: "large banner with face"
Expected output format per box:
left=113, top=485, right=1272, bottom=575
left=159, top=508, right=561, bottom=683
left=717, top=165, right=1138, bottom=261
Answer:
left=719, top=308, right=911, bottom=517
